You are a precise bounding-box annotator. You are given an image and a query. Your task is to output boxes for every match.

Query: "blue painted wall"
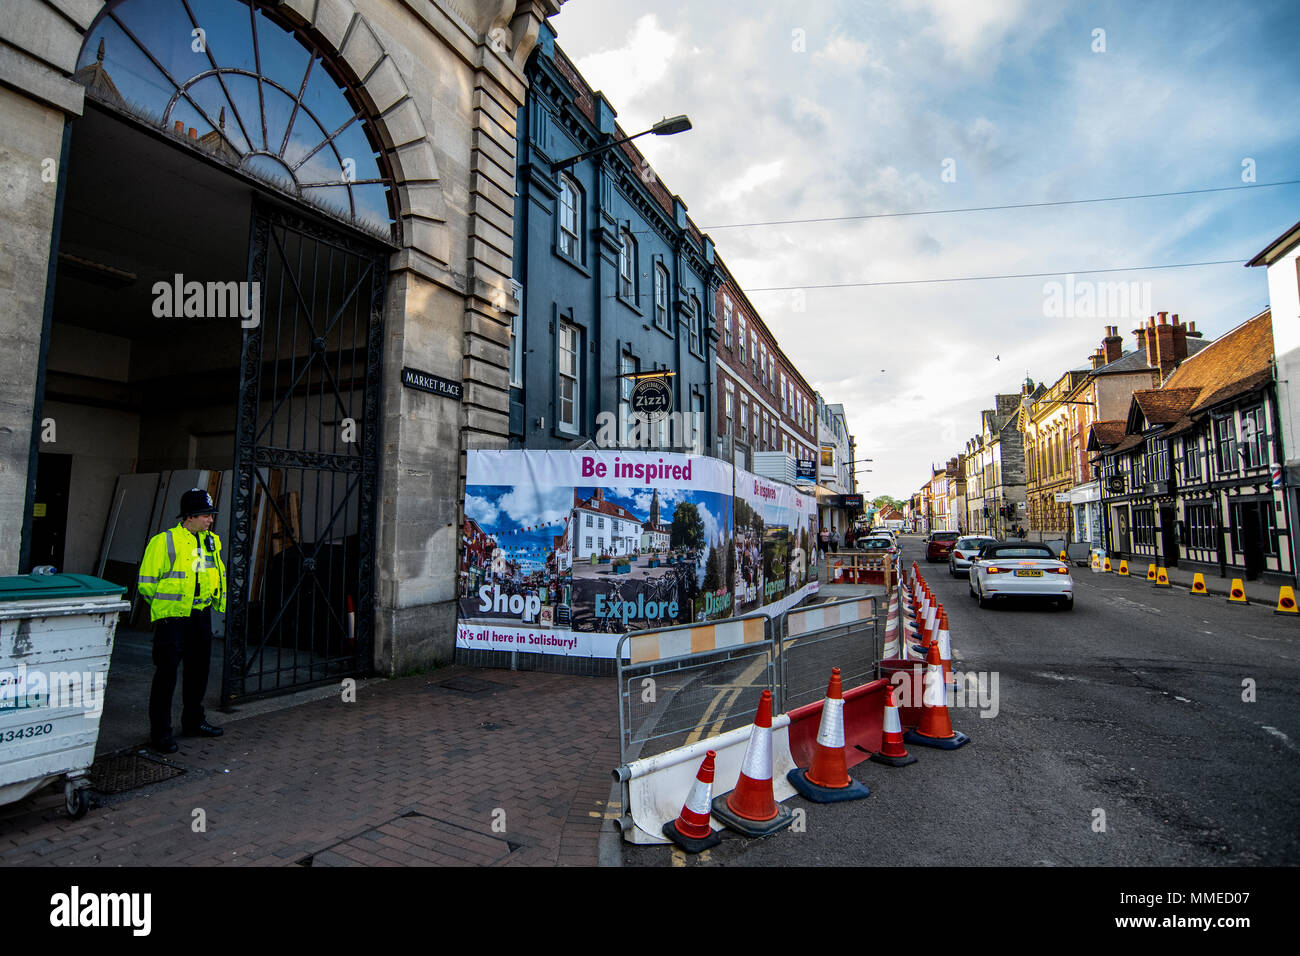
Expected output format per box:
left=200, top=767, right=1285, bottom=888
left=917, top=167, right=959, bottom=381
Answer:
left=510, top=23, right=719, bottom=450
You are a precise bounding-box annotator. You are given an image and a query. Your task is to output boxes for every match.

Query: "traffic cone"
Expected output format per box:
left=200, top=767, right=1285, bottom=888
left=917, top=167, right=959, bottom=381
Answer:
left=711, top=689, right=793, bottom=836
left=903, top=643, right=971, bottom=750
left=1117, top=559, right=1129, bottom=576
left=1104, top=556, right=1112, bottom=572
left=1091, top=553, right=1100, bottom=573
left=1154, top=567, right=1171, bottom=588
left=788, top=668, right=870, bottom=802
left=1275, top=586, right=1298, bottom=615
left=870, top=684, right=918, bottom=768
left=1227, top=579, right=1248, bottom=604
left=1059, top=550, right=1067, bottom=561
left=662, top=750, right=722, bottom=852
left=1146, top=564, right=1157, bottom=581
left=1190, top=573, right=1207, bottom=595
left=935, top=609, right=954, bottom=689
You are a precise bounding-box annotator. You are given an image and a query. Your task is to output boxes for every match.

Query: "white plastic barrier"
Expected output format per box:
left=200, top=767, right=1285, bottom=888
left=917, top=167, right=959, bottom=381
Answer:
left=615, top=715, right=799, bottom=845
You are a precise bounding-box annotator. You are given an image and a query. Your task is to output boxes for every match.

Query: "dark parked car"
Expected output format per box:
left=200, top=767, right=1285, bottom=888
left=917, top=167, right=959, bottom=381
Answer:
left=925, top=531, right=960, bottom=562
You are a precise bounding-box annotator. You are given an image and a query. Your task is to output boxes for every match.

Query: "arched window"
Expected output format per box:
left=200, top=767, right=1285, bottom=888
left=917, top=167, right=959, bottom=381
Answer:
left=75, top=0, right=396, bottom=238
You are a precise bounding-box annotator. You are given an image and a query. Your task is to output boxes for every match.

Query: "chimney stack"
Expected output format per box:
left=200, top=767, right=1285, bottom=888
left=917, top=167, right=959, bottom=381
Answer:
left=174, top=120, right=184, bottom=135
left=1135, top=319, right=1152, bottom=364
left=1150, top=309, right=1183, bottom=380
left=1102, top=324, right=1123, bottom=364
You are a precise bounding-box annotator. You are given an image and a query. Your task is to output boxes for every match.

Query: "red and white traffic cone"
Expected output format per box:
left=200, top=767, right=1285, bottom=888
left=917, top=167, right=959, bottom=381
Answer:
left=903, top=643, right=971, bottom=750
left=935, top=609, right=954, bottom=690
left=788, top=668, right=870, bottom=802
left=662, top=750, right=723, bottom=852
left=870, top=683, right=918, bottom=767
left=711, top=689, right=793, bottom=836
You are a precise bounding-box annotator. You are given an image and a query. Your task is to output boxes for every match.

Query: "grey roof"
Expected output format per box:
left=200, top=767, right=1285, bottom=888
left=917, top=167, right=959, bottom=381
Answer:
left=1093, top=338, right=1211, bottom=375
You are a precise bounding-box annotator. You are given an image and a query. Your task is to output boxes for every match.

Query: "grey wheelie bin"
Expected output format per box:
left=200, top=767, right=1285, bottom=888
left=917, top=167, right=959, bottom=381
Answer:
left=0, top=574, right=129, bottom=818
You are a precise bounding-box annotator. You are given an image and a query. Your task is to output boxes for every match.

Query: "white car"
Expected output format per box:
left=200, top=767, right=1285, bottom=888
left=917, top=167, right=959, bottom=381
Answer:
left=969, top=541, right=1074, bottom=610
left=949, top=535, right=999, bottom=577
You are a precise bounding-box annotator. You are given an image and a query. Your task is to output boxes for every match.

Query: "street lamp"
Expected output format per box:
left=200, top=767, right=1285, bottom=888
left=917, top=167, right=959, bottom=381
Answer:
left=550, top=115, right=693, bottom=174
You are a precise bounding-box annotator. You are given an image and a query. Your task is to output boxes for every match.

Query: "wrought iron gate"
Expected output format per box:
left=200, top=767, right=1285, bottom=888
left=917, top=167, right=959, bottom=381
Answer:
left=224, top=202, right=386, bottom=701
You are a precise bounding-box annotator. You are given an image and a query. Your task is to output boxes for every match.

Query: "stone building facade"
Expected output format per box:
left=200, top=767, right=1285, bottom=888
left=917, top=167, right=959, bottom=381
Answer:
left=1, top=0, right=563, bottom=697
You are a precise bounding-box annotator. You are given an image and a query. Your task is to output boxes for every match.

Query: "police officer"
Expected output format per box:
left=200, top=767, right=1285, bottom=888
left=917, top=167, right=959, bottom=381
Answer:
left=137, top=489, right=227, bottom=753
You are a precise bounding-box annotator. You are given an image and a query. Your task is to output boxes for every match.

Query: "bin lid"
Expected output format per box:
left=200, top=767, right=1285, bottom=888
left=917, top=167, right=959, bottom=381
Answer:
left=0, top=573, right=127, bottom=602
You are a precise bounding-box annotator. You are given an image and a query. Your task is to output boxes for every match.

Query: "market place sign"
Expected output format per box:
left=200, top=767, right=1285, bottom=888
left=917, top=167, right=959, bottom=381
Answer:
left=401, top=366, right=462, bottom=400
left=629, top=377, right=673, bottom=421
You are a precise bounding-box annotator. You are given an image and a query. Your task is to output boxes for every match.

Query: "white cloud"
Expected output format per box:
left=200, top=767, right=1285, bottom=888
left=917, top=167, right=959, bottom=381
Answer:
left=718, top=160, right=784, bottom=203
left=497, top=486, right=572, bottom=528
left=572, top=14, right=681, bottom=112
left=464, top=494, right=498, bottom=527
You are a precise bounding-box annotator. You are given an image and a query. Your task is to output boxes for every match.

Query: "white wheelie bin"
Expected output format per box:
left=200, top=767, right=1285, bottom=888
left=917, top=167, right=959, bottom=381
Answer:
left=0, top=574, right=129, bottom=818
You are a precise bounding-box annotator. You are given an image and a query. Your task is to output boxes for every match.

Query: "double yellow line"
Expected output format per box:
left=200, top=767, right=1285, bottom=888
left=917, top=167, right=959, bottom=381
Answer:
left=684, top=655, right=770, bottom=745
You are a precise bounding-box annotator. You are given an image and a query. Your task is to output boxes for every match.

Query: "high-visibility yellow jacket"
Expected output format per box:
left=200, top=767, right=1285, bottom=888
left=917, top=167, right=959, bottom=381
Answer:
left=137, top=524, right=227, bottom=622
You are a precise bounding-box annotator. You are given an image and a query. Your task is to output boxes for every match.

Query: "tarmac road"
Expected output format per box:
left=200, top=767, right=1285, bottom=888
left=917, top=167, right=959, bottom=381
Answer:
left=634, top=534, right=1300, bottom=867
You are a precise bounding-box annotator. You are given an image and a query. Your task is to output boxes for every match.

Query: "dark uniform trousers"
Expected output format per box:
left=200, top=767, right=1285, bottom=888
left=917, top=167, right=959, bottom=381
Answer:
left=149, top=606, right=212, bottom=742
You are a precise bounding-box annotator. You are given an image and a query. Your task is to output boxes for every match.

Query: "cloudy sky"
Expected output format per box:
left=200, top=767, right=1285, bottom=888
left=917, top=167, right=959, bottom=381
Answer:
left=549, top=0, right=1300, bottom=499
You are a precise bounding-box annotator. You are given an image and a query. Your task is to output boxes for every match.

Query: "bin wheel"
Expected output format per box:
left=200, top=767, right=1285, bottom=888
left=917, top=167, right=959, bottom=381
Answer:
left=64, top=782, right=90, bottom=820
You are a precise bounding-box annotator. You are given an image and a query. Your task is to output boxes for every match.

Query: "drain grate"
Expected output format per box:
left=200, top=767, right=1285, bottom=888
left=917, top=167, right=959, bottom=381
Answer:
left=435, top=676, right=511, bottom=696
left=89, top=752, right=185, bottom=794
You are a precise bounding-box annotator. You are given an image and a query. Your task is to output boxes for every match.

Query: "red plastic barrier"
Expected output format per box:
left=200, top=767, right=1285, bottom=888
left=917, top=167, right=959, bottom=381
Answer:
left=786, top=678, right=889, bottom=769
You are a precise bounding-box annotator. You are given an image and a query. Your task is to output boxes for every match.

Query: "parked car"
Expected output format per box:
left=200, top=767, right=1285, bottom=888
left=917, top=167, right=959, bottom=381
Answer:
left=855, top=536, right=900, bottom=558
left=925, top=531, right=960, bottom=562
left=948, top=535, right=999, bottom=577
left=969, top=541, right=1074, bottom=610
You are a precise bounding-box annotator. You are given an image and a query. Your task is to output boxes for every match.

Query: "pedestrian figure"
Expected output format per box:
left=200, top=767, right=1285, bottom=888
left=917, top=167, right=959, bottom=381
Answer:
left=819, top=526, right=829, bottom=558
left=138, top=489, right=227, bottom=754
left=830, top=530, right=840, bottom=552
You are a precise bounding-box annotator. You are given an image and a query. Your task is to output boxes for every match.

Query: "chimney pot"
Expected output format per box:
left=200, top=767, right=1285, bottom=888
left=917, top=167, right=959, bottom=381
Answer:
left=188, top=127, right=197, bottom=139
left=174, top=120, right=184, bottom=134
left=1158, top=311, right=1168, bottom=325
left=1189, top=321, right=1197, bottom=334
left=1172, top=313, right=1180, bottom=326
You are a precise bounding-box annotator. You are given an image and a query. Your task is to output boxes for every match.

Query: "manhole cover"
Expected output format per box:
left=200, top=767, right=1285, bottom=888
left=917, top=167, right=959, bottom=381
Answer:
left=89, top=752, right=185, bottom=794
left=436, top=676, right=510, bottom=695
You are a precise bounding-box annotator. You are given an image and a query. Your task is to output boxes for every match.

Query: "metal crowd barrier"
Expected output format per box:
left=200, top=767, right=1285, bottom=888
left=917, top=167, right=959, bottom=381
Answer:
left=615, top=594, right=884, bottom=768
left=777, top=596, right=880, bottom=711
left=615, top=614, right=775, bottom=768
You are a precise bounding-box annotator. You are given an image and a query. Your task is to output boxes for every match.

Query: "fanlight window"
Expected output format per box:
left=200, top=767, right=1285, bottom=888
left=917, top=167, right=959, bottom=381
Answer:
left=75, top=0, right=395, bottom=239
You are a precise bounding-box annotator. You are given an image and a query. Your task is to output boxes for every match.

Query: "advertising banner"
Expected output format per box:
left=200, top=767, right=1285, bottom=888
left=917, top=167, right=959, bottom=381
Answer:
left=459, top=450, right=735, bottom=658
left=459, top=451, right=820, bottom=658
left=733, top=471, right=819, bottom=618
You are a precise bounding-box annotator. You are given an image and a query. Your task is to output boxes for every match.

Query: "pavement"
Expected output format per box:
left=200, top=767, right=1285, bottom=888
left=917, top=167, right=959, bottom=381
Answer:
left=0, top=663, right=619, bottom=867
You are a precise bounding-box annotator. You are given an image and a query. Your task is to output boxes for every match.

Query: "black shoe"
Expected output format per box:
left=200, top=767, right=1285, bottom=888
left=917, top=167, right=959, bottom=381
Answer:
left=151, top=737, right=179, bottom=754
left=181, top=721, right=223, bottom=738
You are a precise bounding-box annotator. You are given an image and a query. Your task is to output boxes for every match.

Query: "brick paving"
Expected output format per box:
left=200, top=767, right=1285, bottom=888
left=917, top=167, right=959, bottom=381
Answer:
left=0, top=666, right=619, bottom=867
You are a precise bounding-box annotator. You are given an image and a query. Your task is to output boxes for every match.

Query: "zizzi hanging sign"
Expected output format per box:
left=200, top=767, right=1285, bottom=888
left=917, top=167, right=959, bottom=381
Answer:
left=629, top=377, right=673, bottom=421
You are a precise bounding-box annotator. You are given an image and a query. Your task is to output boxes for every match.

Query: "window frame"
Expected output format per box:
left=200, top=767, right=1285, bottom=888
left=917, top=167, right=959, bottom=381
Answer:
left=1214, top=413, right=1238, bottom=475
left=1240, top=404, right=1268, bottom=470
left=653, top=262, right=670, bottom=332
left=618, top=230, right=636, bottom=302
left=557, top=175, right=581, bottom=262
left=557, top=321, right=580, bottom=434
